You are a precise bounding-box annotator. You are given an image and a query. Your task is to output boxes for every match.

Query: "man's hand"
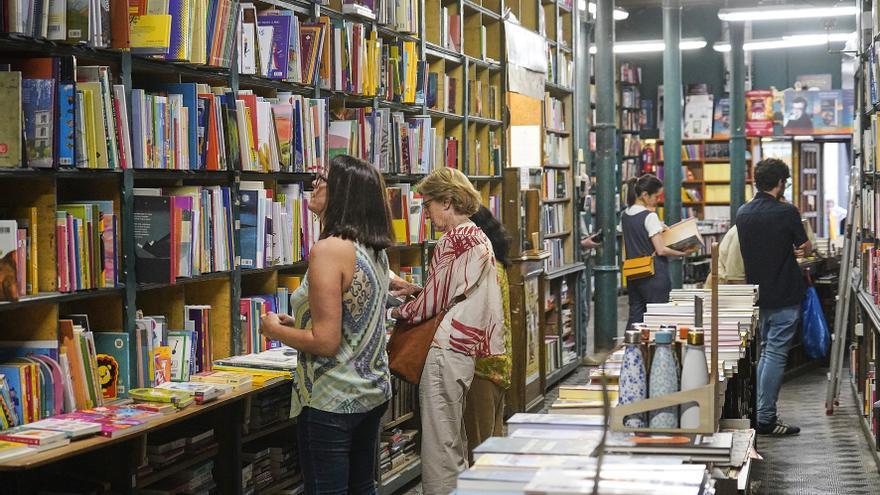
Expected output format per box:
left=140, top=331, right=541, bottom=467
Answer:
left=390, top=277, right=422, bottom=297
left=794, top=240, right=813, bottom=258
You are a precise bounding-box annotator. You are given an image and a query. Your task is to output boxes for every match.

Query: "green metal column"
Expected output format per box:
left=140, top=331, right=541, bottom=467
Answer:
left=729, top=22, right=746, bottom=220
left=594, top=0, right=618, bottom=350
left=662, top=0, right=682, bottom=288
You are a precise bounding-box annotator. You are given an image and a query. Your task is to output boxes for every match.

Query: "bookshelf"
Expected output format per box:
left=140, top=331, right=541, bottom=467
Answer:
left=618, top=62, right=643, bottom=183
left=652, top=138, right=759, bottom=221
left=0, top=0, right=515, bottom=489
left=502, top=0, right=584, bottom=414
left=850, top=1, right=880, bottom=459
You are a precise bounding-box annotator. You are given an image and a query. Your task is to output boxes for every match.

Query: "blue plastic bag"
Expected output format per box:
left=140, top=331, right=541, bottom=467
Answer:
left=801, top=286, right=830, bottom=360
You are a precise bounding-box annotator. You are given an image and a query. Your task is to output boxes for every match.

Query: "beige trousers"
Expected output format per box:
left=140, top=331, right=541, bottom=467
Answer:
left=419, top=347, right=475, bottom=495
left=463, top=376, right=505, bottom=462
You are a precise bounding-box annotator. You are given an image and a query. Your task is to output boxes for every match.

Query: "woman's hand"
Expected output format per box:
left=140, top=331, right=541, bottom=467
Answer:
left=260, top=312, right=283, bottom=341
left=390, top=278, right=422, bottom=297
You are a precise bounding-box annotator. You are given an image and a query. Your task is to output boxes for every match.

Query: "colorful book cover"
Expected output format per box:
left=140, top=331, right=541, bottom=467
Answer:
left=129, top=15, right=173, bottom=55
left=0, top=365, right=26, bottom=424
left=94, top=332, right=130, bottom=399
left=21, top=79, right=55, bottom=169
left=257, top=15, right=291, bottom=80
left=166, top=0, right=192, bottom=61
left=153, top=346, right=172, bottom=385
left=57, top=57, right=77, bottom=168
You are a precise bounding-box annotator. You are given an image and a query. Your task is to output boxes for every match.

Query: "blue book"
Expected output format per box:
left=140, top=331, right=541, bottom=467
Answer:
left=293, top=97, right=304, bottom=171
left=0, top=364, right=26, bottom=425
left=71, top=217, right=83, bottom=289
left=257, top=15, right=292, bottom=80
left=22, top=79, right=55, bottom=169
left=239, top=189, right=258, bottom=268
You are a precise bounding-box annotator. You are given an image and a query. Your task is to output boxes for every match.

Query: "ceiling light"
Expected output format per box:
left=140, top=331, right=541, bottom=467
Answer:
left=718, top=5, right=858, bottom=22
left=586, top=2, right=629, bottom=20
left=713, top=32, right=856, bottom=52
left=589, top=38, right=706, bottom=54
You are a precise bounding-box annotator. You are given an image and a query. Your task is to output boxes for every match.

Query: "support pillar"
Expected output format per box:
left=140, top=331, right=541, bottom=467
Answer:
left=662, top=0, right=683, bottom=288
left=729, top=22, right=747, bottom=220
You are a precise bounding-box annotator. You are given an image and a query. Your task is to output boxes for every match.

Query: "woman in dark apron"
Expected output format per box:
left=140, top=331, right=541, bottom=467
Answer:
left=621, top=174, right=694, bottom=330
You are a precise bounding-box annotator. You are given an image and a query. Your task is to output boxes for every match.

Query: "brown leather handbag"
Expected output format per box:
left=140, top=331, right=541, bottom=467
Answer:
left=387, top=296, right=464, bottom=385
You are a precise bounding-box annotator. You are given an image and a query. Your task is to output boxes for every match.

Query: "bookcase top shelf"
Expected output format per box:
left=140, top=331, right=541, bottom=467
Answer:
left=0, top=287, right=125, bottom=313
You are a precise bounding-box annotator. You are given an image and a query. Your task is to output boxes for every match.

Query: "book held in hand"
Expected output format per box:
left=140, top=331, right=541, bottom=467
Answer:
left=659, top=217, right=704, bottom=252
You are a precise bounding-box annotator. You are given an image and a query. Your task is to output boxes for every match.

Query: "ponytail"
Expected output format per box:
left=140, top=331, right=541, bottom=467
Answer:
left=624, top=177, right=639, bottom=207
left=623, top=174, right=663, bottom=207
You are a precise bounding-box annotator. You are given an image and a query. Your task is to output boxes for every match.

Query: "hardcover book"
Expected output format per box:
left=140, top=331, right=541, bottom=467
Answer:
left=0, top=73, right=22, bottom=169
left=94, top=332, right=130, bottom=399
left=133, top=195, right=172, bottom=284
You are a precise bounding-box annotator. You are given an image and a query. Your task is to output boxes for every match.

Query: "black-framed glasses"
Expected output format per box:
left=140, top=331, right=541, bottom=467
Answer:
left=314, top=173, right=328, bottom=186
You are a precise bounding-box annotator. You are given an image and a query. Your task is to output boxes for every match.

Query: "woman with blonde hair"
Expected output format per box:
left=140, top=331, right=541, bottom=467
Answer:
left=389, top=167, right=505, bottom=495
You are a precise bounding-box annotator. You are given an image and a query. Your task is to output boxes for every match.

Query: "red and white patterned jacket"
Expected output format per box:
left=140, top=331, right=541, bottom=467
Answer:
left=398, top=221, right=505, bottom=358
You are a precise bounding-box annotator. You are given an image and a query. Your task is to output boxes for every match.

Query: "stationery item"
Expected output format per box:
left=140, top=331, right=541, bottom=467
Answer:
left=648, top=330, right=679, bottom=428
left=619, top=330, right=646, bottom=428
left=680, top=329, right=709, bottom=428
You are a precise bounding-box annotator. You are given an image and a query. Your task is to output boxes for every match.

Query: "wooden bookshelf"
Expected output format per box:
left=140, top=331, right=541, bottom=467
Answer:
left=652, top=138, right=759, bottom=220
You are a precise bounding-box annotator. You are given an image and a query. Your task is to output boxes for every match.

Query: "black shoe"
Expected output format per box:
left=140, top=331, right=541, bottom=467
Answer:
left=756, top=420, right=801, bottom=435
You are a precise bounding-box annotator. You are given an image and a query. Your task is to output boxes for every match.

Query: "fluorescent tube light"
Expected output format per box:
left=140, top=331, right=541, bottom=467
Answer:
left=586, top=2, right=629, bottom=20
left=589, top=38, right=706, bottom=54
left=718, top=4, right=858, bottom=22
left=713, top=32, right=856, bottom=52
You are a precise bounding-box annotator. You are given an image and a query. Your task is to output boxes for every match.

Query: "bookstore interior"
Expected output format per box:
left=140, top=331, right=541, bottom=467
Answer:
left=0, top=0, right=879, bottom=493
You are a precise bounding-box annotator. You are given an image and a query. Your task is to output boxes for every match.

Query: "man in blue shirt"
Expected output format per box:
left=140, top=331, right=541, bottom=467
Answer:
left=736, top=158, right=811, bottom=435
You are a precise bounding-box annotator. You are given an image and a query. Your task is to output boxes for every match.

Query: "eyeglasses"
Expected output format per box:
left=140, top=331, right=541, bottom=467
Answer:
left=314, top=173, right=328, bottom=186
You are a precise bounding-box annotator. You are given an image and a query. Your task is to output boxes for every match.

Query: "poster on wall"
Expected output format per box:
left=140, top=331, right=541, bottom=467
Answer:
left=745, top=90, right=774, bottom=137
left=524, top=276, right=541, bottom=385
left=783, top=89, right=854, bottom=135
left=713, top=96, right=730, bottom=139
left=683, top=94, right=713, bottom=139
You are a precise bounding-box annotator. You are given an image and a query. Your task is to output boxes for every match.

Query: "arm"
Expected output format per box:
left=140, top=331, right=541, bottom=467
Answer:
left=788, top=208, right=812, bottom=258
left=259, top=238, right=354, bottom=357
left=650, top=234, right=690, bottom=257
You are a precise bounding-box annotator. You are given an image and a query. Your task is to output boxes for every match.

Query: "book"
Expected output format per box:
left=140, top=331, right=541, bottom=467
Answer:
left=659, top=217, right=704, bottom=252
left=505, top=413, right=605, bottom=434
left=25, top=417, right=103, bottom=438
left=0, top=73, right=22, bottom=168
left=472, top=437, right=600, bottom=458
left=191, top=370, right=254, bottom=389
left=156, top=381, right=224, bottom=403
left=0, top=426, right=67, bottom=446
left=129, top=387, right=195, bottom=408
left=94, top=332, right=131, bottom=399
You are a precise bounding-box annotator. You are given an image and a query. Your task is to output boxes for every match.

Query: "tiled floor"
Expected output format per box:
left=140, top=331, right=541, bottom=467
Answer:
left=751, top=368, right=880, bottom=495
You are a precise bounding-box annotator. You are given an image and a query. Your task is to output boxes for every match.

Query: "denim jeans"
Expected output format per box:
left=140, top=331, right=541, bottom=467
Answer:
left=296, top=402, right=389, bottom=495
left=756, top=304, right=801, bottom=426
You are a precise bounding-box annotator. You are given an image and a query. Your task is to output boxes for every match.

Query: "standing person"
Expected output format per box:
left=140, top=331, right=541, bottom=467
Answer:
left=705, top=225, right=746, bottom=287
left=388, top=168, right=505, bottom=495
left=736, top=158, right=811, bottom=435
left=260, top=155, right=394, bottom=495
left=463, top=206, right=512, bottom=460
left=621, top=174, right=694, bottom=330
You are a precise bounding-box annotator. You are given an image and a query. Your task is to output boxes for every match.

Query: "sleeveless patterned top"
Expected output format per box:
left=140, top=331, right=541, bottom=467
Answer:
left=288, top=241, right=392, bottom=417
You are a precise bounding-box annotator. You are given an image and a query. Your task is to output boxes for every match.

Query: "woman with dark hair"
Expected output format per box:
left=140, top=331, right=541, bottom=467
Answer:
left=621, top=173, right=694, bottom=329
left=260, top=154, right=394, bottom=495
left=463, top=206, right=512, bottom=459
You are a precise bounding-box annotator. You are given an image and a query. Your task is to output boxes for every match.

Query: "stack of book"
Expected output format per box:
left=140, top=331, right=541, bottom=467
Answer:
left=550, top=384, right=619, bottom=415
left=379, top=429, right=418, bottom=477
left=0, top=428, right=71, bottom=462
left=156, top=382, right=227, bottom=404
left=459, top=412, right=733, bottom=493
left=243, top=445, right=276, bottom=492
left=544, top=134, right=571, bottom=166
left=129, top=388, right=196, bottom=410
left=133, top=187, right=235, bottom=284
left=244, top=388, right=292, bottom=433
left=268, top=445, right=299, bottom=488
left=132, top=307, right=214, bottom=388
left=142, top=459, right=216, bottom=494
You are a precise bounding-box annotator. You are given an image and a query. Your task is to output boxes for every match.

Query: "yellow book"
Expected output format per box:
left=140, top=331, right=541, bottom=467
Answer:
left=557, top=384, right=619, bottom=402
left=130, top=15, right=173, bottom=51
left=79, top=82, right=109, bottom=169
left=211, top=364, right=292, bottom=380
left=190, top=0, right=207, bottom=64
left=81, top=88, right=98, bottom=169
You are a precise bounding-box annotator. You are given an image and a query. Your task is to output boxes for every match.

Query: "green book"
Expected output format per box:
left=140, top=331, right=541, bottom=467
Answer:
left=94, top=332, right=131, bottom=399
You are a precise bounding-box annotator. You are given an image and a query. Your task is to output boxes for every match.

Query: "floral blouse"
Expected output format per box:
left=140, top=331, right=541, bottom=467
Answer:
left=474, top=263, right=512, bottom=389
left=397, top=221, right=506, bottom=358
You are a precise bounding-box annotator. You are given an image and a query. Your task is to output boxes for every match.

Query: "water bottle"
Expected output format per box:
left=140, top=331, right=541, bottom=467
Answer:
left=619, top=329, right=647, bottom=428
left=680, top=328, right=709, bottom=429
left=649, top=330, right=679, bottom=428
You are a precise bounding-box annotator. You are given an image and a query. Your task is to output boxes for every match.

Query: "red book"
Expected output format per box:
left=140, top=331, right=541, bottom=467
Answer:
left=449, top=14, right=461, bottom=52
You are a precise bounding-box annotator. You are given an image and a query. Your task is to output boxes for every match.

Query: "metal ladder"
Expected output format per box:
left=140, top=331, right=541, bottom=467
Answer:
left=825, top=161, right=861, bottom=414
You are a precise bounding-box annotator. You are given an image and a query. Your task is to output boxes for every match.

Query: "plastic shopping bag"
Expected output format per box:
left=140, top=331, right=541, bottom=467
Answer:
left=801, top=286, right=830, bottom=360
